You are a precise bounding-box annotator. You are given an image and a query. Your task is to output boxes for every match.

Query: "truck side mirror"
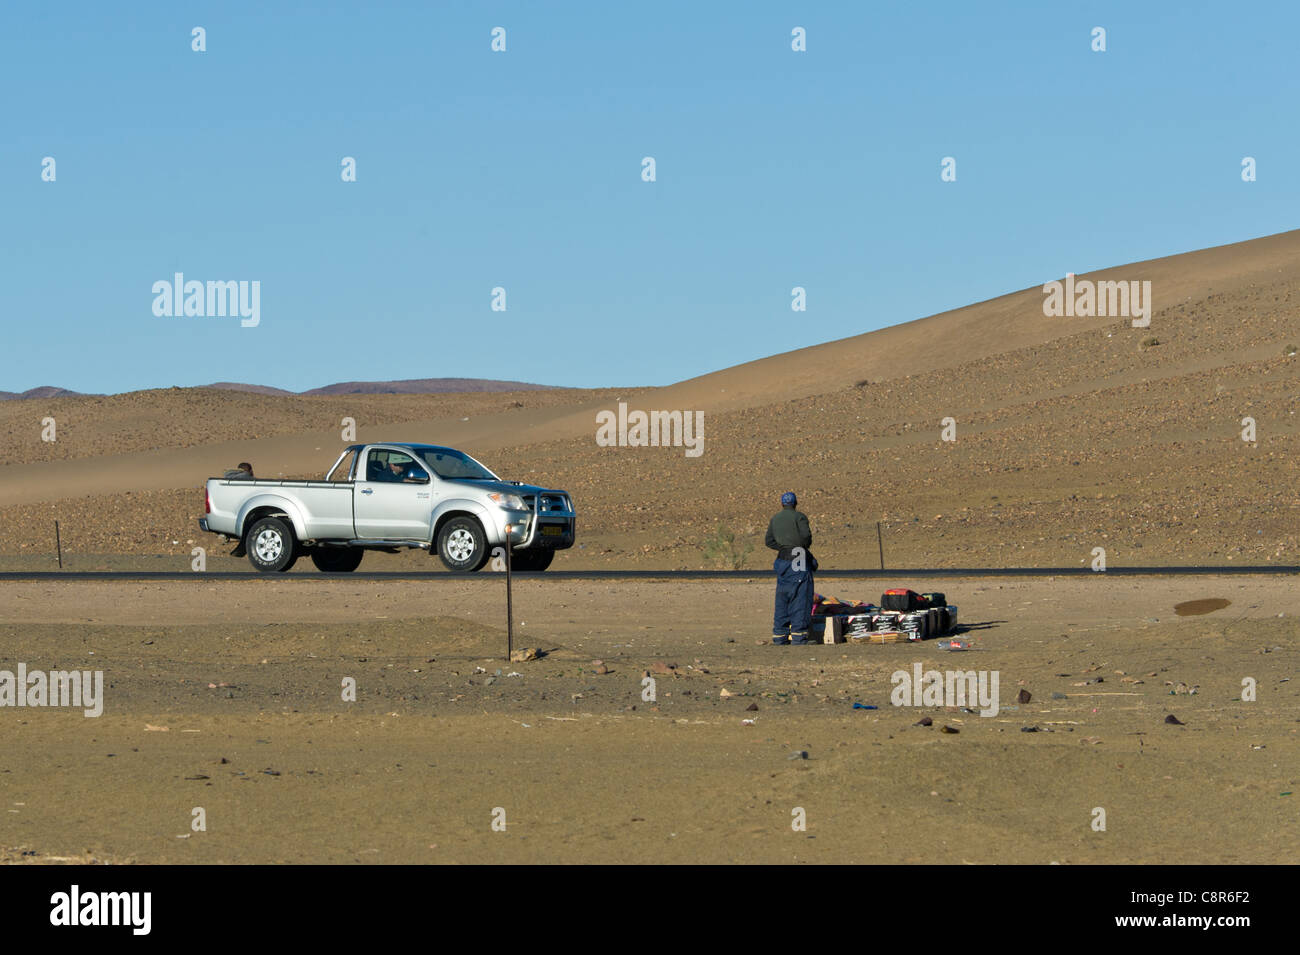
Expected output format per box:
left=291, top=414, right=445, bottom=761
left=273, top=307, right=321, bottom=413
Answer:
left=407, top=467, right=430, bottom=484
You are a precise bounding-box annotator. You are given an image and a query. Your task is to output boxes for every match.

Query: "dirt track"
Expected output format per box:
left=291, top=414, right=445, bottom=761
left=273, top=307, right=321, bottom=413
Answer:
left=1, top=576, right=1295, bottom=864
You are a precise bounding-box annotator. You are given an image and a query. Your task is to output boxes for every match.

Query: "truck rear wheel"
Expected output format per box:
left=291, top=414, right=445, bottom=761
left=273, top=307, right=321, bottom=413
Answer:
left=437, top=517, right=489, bottom=572
left=245, top=516, right=299, bottom=573
left=310, top=548, right=364, bottom=573
left=511, top=549, right=554, bottom=572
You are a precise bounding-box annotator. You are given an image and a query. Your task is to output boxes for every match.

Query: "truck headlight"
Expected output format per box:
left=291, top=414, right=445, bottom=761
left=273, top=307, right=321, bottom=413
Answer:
left=488, top=492, right=527, bottom=511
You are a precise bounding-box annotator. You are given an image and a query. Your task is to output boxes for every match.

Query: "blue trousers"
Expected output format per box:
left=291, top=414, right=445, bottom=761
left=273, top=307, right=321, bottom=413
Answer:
left=772, top=558, right=814, bottom=636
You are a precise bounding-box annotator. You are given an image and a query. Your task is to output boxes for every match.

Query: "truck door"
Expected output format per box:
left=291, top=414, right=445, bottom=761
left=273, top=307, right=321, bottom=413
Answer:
left=353, top=448, right=435, bottom=539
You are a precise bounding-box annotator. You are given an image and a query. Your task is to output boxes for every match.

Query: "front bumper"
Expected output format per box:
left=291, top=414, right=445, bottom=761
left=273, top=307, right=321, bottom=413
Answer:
left=499, top=491, right=576, bottom=550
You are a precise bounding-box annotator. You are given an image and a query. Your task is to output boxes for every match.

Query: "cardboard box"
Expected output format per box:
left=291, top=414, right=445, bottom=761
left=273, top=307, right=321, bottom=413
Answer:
left=823, top=616, right=845, bottom=644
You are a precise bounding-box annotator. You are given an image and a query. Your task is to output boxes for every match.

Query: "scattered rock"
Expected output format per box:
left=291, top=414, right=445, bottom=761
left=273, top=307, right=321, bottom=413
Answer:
left=1050, top=692, right=1068, bottom=700
left=787, top=750, right=808, bottom=760
left=914, top=717, right=933, bottom=727
left=940, top=725, right=959, bottom=734
left=1165, top=714, right=1185, bottom=725
left=1017, top=689, right=1032, bottom=704
left=509, top=648, right=539, bottom=663
left=745, top=702, right=758, bottom=711
left=650, top=662, right=677, bottom=675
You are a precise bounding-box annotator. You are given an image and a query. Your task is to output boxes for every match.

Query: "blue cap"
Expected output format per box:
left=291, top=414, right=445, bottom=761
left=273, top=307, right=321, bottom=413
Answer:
left=781, top=491, right=797, bottom=506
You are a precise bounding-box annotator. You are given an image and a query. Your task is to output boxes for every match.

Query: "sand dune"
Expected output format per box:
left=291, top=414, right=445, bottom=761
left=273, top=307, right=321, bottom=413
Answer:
left=2, top=229, right=1299, bottom=567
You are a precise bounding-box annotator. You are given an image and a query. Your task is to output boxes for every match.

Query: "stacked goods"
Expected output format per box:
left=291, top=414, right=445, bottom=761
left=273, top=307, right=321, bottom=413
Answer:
left=899, top=611, right=930, bottom=640
left=815, top=590, right=960, bottom=645
left=813, top=594, right=876, bottom=617
left=850, top=630, right=909, bottom=644
left=878, top=589, right=961, bottom=640
left=926, top=606, right=943, bottom=635
left=841, top=614, right=876, bottom=640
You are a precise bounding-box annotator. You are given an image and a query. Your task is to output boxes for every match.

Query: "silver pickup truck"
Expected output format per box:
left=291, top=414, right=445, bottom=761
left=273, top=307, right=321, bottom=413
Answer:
left=199, top=442, right=575, bottom=573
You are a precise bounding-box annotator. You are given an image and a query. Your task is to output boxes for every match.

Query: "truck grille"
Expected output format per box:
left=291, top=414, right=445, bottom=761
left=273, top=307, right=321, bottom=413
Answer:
left=523, top=494, right=570, bottom=513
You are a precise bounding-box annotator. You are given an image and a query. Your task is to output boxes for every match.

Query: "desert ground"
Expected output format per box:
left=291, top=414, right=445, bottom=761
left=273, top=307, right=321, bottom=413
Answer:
left=1, top=231, right=1299, bottom=864
left=0, top=574, right=1295, bottom=864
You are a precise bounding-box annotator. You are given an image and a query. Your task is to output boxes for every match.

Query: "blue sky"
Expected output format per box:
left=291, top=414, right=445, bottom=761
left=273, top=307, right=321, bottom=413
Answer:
left=3, top=1, right=1296, bottom=394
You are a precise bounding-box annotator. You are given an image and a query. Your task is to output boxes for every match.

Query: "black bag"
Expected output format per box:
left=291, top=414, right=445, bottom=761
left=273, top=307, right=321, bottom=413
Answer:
left=881, top=589, right=923, bottom=611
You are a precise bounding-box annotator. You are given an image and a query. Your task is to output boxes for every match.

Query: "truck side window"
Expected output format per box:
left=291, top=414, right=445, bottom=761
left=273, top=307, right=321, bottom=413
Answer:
left=365, top=450, right=390, bottom=482
left=367, top=449, right=420, bottom=483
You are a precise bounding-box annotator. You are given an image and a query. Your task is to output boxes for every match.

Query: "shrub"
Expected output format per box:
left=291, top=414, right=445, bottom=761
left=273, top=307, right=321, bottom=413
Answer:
left=701, top=524, right=753, bottom=570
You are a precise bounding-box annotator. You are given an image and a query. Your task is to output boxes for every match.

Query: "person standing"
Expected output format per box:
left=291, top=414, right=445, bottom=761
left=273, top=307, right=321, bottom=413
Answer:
left=765, top=491, right=817, bottom=645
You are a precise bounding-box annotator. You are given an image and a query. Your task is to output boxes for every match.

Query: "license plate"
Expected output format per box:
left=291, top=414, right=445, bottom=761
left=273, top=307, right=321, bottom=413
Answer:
left=541, top=525, right=563, bottom=537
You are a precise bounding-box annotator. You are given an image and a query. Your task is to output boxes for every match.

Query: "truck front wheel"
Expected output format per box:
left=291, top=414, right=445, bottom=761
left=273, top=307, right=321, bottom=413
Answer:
left=437, top=517, right=489, bottom=572
left=245, top=517, right=299, bottom=573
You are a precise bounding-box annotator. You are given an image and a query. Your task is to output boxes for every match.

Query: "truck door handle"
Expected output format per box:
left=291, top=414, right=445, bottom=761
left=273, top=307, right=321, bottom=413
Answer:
left=361, top=488, right=373, bottom=495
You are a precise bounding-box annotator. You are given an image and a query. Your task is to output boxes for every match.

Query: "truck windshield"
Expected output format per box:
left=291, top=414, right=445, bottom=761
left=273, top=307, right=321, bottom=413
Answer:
left=417, top=448, right=498, bottom=481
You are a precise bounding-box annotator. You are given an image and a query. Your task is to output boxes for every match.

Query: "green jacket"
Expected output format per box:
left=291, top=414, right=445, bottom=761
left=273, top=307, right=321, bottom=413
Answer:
left=765, top=507, right=812, bottom=551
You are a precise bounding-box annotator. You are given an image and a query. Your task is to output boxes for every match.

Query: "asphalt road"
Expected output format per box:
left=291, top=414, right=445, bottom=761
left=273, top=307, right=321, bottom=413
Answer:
left=2, top=566, right=1296, bottom=581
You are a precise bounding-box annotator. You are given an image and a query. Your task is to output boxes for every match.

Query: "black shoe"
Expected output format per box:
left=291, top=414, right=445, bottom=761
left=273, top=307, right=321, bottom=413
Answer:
left=790, top=632, right=812, bottom=645
left=772, top=635, right=790, bottom=645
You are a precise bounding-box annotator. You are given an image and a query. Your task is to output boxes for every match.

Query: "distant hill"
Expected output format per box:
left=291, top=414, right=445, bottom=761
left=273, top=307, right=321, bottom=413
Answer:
left=204, top=382, right=296, bottom=397
left=0, top=386, right=90, bottom=401
left=206, top=378, right=561, bottom=396
left=300, top=378, right=560, bottom=396
left=1, top=379, right=561, bottom=401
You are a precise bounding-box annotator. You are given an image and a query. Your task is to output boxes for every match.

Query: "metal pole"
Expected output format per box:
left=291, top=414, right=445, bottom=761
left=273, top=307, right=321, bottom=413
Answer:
left=55, top=520, right=63, bottom=569
left=876, top=521, right=884, bottom=572
left=505, top=534, right=513, bottom=661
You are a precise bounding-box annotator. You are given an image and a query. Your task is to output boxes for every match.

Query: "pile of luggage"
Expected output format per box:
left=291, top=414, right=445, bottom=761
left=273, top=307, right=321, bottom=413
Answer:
left=814, top=589, right=958, bottom=644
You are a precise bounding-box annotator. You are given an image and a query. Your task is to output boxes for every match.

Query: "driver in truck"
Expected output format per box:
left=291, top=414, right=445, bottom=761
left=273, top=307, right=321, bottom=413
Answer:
left=386, top=459, right=427, bottom=483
